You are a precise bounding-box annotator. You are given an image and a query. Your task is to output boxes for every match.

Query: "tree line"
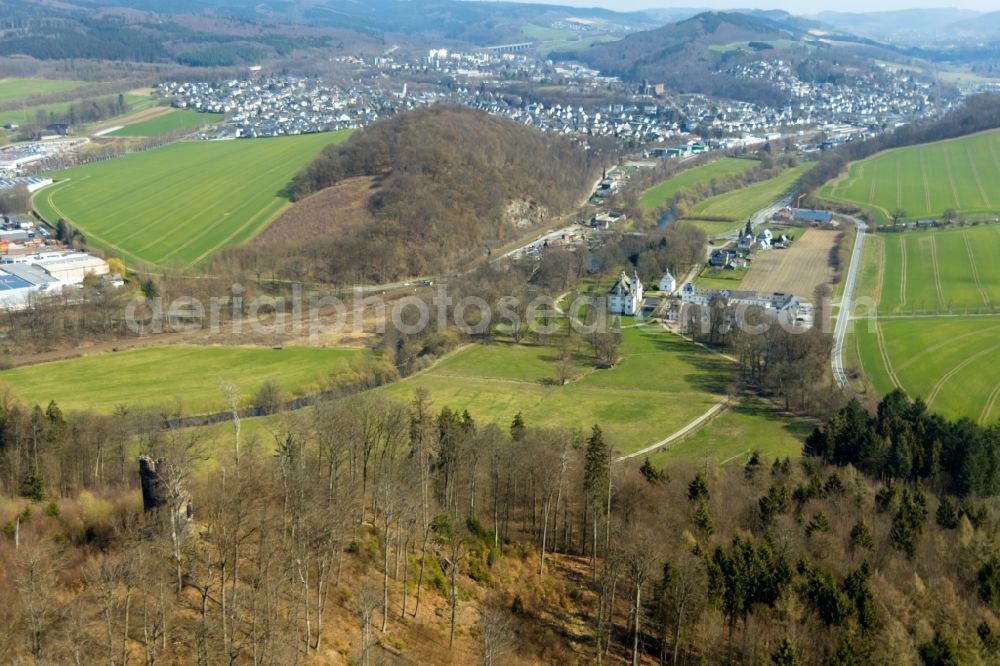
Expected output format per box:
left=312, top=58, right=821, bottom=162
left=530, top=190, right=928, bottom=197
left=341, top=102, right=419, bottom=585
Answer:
left=1, top=381, right=999, bottom=663
left=808, top=389, right=1000, bottom=498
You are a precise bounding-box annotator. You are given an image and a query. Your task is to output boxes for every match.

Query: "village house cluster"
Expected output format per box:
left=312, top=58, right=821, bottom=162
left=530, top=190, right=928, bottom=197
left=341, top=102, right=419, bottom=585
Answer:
left=154, top=36, right=960, bottom=150
left=156, top=78, right=404, bottom=138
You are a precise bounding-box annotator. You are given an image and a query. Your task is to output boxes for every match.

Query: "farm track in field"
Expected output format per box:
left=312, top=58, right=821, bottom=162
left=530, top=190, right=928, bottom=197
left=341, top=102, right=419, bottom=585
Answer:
left=963, top=231, right=991, bottom=307
left=981, top=382, right=1000, bottom=425
left=895, top=323, right=1000, bottom=373
left=967, top=146, right=992, bottom=208
left=928, top=236, right=946, bottom=309
left=873, top=236, right=885, bottom=311
left=926, top=343, right=1000, bottom=407
left=898, top=237, right=907, bottom=310
left=919, top=151, right=933, bottom=213
left=942, top=148, right=963, bottom=209
left=874, top=321, right=903, bottom=390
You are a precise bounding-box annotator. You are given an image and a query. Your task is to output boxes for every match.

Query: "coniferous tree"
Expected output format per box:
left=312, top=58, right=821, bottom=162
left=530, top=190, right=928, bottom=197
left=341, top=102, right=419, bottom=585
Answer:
left=770, top=637, right=799, bottom=665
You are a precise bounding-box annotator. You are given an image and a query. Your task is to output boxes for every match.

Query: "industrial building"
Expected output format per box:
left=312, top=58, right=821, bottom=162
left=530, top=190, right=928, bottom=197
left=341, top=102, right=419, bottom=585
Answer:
left=0, top=251, right=111, bottom=309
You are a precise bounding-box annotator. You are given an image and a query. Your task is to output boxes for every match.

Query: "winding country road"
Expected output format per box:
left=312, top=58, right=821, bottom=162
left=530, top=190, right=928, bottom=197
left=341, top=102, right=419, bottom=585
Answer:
left=832, top=215, right=868, bottom=388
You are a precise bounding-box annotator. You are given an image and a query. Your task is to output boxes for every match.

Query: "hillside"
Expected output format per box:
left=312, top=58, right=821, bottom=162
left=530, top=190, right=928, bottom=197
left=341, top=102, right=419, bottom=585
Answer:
left=0, top=0, right=653, bottom=62
left=224, top=106, right=604, bottom=283
left=3, top=383, right=1000, bottom=663
left=568, top=11, right=825, bottom=104
left=814, top=9, right=982, bottom=44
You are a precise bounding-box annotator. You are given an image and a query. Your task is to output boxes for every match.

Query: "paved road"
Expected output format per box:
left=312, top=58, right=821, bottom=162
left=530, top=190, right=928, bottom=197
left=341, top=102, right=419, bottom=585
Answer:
left=832, top=215, right=868, bottom=388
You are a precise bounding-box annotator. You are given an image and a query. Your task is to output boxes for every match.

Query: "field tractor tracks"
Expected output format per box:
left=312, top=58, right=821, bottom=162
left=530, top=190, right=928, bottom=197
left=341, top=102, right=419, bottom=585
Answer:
left=896, top=323, right=1000, bottom=374
left=927, top=236, right=946, bottom=310
left=873, top=236, right=885, bottom=311
left=967, top=146, right=992, bottom=208
left=942, top=149, right=963, bottom=209
left=990, top=136, right=1000, bottom=180
left=981, top=382, right=1000, bottom=425
left=964, top=232, right=991, bottom=307
left=874, top=320, right=903, bottom=390
left=927, top=343, right=1000, bottom=408
left=898, top=237, right=907, bottom=310
left=919, top=151, right=933, bottom=214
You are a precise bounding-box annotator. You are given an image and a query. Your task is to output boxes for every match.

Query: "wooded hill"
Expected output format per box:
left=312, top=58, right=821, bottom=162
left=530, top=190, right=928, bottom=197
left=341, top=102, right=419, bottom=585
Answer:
left=221, top=106, right=605, bottom=283
left=566, top=11, right=894, bottom=106
left=2, top=388, right=1000, bottom=663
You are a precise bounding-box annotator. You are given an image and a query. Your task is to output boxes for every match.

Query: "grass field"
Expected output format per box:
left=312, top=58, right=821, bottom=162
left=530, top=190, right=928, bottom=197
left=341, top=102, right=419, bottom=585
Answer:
left=853, top=316, right=1000, bottom=422
left=0, top=93, right=152, bottom=130
left=681, top=164, right=813, bottom=234
left=33, top=130, right=353, bottom=268
left=107, top=109, right=223, bottom=137
left=0, top=78, right=89, bottom=103
left=379, top=326, right=743, bottom=456
left=647, top=399, right=811, bottom=467
left=846, top=224, right=1000, bottom=422
left=0, top=345, right=368, bottom=415
left=819, top=129, right=1000, bottom=226
left=638, top=158, right=758, bottom=213
left=857, top=224, right=1000, bottom=315
left=521, top=23, right=620, bottom=53
left=694, top=266, right=747, bottom=290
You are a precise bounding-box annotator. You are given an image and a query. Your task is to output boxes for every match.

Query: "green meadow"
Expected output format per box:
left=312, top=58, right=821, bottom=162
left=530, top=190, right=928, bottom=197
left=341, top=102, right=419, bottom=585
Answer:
left=0, top=78, right=89, bottom=104
left=681, top=164, right=813, bottom=234
left=33, top=130, right=353, bottom=268
left=852, top=316, right=1000, bottom=423
left=647, top=399, right=812, bottom=467
left=860, top=224, right=1000, bottom=315
left=108, top=109, right=224, bottom=137
left=379, top=326, right=740, bottom=456
left=847, top=224, right=1000, bottom=422
left=0, top=93, right=153, bottom=129
left=638, top=158, right=758, bottom=213
left=0, top=345, right=368, bottom=415
left=819, top=129, right=1000, bottom=226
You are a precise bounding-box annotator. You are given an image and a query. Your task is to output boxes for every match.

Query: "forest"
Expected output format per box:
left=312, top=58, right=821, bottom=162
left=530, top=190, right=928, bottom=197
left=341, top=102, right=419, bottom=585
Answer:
left=808, top=390, right=1000, bottom=498
left=218, top=106, right=607, bottom=283
left=0, top=381, right=999, bottom=663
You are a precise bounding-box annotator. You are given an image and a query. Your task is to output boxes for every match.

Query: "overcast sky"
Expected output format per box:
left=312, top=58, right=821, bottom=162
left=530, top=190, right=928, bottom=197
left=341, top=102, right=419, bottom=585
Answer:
left=501, top=1, right=995, bottom=13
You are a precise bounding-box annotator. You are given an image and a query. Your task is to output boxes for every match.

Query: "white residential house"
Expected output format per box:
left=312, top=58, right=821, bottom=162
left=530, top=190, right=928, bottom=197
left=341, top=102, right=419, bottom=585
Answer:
left=755, top=228, right=773, bottom=250
left=608, top=270, right=643, bottom=316
left=658, top=270, right=677, bottom=293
